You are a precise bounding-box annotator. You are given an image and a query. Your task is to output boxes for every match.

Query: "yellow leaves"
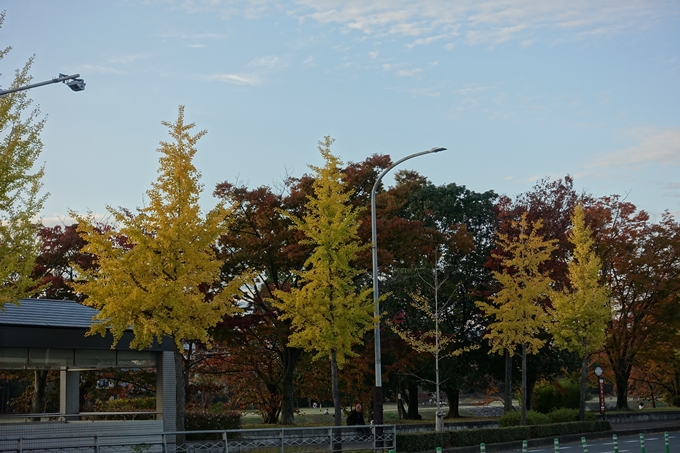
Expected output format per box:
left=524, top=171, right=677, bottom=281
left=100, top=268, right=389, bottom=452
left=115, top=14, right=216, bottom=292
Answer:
left=477, top=212, right=556, bottom=356
left=271, top=136, right=374, bottom=368
left=549, top=205, right=611, bottom=355
left=72, top=106, right=243, bottom=350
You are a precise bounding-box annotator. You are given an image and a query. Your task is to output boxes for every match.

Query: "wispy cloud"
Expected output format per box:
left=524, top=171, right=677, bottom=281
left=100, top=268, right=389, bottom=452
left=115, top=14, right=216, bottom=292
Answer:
left=107, top=54, right=149, bottom=64
left=159, top=31, right=227, bottom=40
left=201, top=54, right=286, bottom=86
left=592, top=127, right=680, bottom=168
left=79, top=64, right=126, bottom=75
left=202, top=73, right=261, bottom=86
left=397, top=68, right=422, bottom=77
left=248, top=55, right=283, bottom=69
left=292, top=0, right=674, bottom=47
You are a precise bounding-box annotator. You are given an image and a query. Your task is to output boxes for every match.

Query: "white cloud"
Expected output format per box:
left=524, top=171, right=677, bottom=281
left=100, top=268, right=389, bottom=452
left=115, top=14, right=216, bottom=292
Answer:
left=202, top=73, right=261, bottom=85
left=397, top=68, right=422, bottom=77
left=248, top=55, right=284, bottom=68
left=368, top=50, right=380, bottom=59
left=303, top=55, right=316, bottom=66
left=292, top=0, right=673, bottom=47
left=159, top=31, right=227, bottom=40
left=592, top=127, right=680, bottom=168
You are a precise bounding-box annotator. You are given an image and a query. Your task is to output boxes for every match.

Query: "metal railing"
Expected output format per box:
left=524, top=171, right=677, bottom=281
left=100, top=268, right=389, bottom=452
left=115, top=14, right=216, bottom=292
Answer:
left=0, top=412, right=159, bottom=422
left=0, top=425, right=397, bottom=453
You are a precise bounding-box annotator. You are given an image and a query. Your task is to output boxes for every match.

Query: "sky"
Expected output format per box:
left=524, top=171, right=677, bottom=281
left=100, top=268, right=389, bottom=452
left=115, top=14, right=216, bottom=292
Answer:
left=2, top=0, right=679, bottom=226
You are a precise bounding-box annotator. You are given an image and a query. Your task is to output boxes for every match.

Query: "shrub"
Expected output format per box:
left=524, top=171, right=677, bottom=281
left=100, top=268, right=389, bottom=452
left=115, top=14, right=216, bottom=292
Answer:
left=530, top=421, right=609, bottom=438
left=397, top=432, right=449, bottom=452
left=533, top=380, right=580, bottom=413
left=547, top=408, right=596, bottom=423
left=185, top=409, right=241, bottom=431
left=498, top=410, right=549, bottom=427
left=665, top=394, right=680, bottom=407
left=97, top=396, right=156, bottom=411
left=396, top=421, right=610, bottom=451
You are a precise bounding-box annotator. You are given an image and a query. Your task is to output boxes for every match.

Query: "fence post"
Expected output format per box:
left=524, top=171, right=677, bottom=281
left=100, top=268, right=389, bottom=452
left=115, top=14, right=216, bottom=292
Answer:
left=581, top=436, right=588, bottom=453
left=17, top=438, right=22, bottom=453
left=480, top=442, right=486, bottom=453
left=665, top=431, right=670, bottom=453
left=554, top=437, right=559, bottom=452
left=329, top=427, right=333, bottom=452
left=162, top=433, right=168, bottom=453
left=640, top=433, right=645, bottom=453
left=436, top=447, right=442, bottom=453
left=522, top=439, right=527, bottom=453
left=223, top=431, right=229, bottom=453
left=94, top=435, right=99, bottom=453
left=280, top=429, right=285, bottom=453
left=613, top=434, right=618, bottom=453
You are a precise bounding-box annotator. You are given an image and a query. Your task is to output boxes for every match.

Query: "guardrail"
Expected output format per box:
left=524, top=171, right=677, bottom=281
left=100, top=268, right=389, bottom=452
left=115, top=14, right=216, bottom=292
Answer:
left=0, top=412, right=159, bottom=422
left=0, top=424, right=397, bottom=453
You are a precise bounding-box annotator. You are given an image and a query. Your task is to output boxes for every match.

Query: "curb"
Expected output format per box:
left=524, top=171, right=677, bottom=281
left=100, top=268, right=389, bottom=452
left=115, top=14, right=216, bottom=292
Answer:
left=436, top=424, right=680, bottom=453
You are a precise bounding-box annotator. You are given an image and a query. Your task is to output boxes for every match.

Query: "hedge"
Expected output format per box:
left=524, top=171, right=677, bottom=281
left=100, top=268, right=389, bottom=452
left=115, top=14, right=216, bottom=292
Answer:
left=185, top=410, right=242, bottom=440
left=396, top=420, right=611, bottom=452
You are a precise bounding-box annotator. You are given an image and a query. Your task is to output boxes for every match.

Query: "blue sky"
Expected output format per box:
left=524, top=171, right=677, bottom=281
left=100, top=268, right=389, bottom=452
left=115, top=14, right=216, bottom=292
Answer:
left=2, top=0, right=679, bottom=225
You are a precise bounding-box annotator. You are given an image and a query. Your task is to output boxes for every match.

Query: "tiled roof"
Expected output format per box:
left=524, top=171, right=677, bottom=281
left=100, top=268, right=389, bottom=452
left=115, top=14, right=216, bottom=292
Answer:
left=0, top=299, right=100, bottom=328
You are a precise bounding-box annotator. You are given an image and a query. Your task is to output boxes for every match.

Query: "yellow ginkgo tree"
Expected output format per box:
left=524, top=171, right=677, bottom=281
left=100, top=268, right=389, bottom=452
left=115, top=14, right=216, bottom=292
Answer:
left=477, top=212, right=556, bottom=425
left=272, top=136, right=374, bottom=427
left=549, top=205, right=610, bottom=421
left=0, top=15, right=47, bottom=309
left=72, top=106, right=243, bottom=430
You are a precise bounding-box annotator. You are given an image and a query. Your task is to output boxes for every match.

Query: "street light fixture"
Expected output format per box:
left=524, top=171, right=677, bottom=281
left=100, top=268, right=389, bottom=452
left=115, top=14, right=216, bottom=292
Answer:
left=371, top=146, right=446, bottom=426
left=0, top=73, right=86, bottom=96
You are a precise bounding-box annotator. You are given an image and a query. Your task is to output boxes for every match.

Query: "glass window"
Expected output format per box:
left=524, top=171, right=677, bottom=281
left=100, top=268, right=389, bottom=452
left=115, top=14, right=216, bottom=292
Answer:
left=75, top=349, right=116, bottom=368
left=0, top=347, right=28, bottom=367
left=117, top=351, right=156, bottom=368
left=29, top=348, right=74, bottom=367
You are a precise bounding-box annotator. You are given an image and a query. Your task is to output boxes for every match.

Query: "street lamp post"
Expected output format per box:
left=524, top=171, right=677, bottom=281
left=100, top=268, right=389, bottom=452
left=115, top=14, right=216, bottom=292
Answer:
left=0, top=73, right=85, bottom=96
left=371, top=147, right=446, bottom=426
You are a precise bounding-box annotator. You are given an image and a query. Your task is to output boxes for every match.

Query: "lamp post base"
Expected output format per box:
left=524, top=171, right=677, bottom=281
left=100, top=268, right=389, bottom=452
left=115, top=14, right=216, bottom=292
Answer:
left=373, top=386, right=383, bottom=425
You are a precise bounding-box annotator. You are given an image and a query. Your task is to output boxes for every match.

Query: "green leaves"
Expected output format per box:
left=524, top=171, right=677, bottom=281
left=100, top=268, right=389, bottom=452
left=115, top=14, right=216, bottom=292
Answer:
left=271, top=136, right=374, bottom=367
left=549, top=205, right=610, bottom=355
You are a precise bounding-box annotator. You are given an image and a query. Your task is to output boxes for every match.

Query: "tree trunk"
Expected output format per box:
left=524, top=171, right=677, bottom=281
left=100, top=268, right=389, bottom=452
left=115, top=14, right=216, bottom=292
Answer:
left=263, top=384, right=281, bottom=424
left=407, top=381, right=420, bottom=419
left=579, top=350, right=588, bottom=421
left=521, top=344, right=527, bottom=426
left=331, top=350, right=342, bottom=427
left=32, top=370, right=48, bottom=413
left=504, top=351, right=513, bottom=413
left=280, top=346, right=302, bottom=424
left=613, top=359, right=632, bottom=410
left=31, top=370, right=48, bottom=418
left=444, top=387, right=460, bottom=418
left=174, top=344, right=186, bottom=432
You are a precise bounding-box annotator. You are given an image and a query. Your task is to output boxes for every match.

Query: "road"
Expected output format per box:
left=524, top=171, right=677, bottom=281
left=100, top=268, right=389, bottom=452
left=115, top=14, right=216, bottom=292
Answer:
left=504, top=431, right=679, bottom=453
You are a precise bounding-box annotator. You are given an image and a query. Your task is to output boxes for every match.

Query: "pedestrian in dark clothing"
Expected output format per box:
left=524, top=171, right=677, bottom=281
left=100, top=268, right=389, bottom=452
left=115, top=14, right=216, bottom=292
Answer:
left=347, top=403, right=369, bottom=438
left=347, top=403, right=366, bottom=425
